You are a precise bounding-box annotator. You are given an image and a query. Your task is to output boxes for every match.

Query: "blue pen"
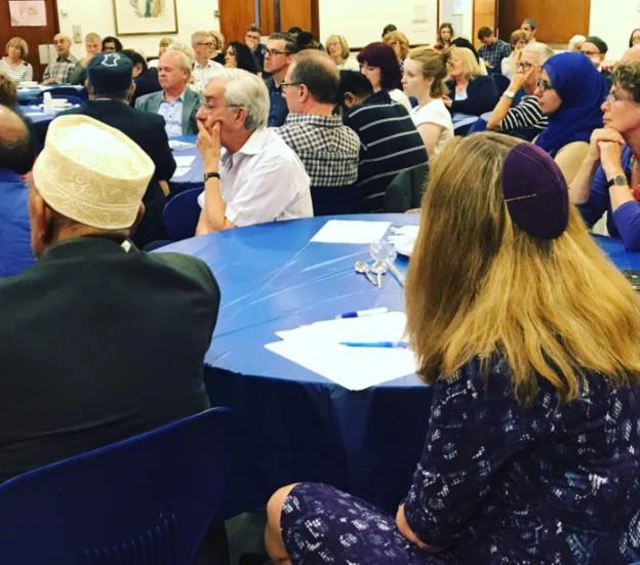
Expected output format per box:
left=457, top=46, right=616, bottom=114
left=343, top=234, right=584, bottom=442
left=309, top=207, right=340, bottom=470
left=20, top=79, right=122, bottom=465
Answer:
left=339, top=341, right=409, bottom=349
left=335, top=307, right=388, bottom=319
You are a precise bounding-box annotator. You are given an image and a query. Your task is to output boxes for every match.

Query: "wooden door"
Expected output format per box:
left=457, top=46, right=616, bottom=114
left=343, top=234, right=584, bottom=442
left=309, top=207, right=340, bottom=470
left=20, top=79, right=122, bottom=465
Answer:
left=0, top=0, right=60, bottom=81
left=499, top=0, right=590, bottom=46
left=219, top=0, right=256, bottom=44
left=473, top=0, right=498, bottom=46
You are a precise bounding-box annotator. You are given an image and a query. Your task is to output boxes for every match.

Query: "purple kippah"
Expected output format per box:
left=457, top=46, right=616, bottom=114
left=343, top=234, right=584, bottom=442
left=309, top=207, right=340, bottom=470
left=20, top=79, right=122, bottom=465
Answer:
left=501, top=144, right=569, bottom=239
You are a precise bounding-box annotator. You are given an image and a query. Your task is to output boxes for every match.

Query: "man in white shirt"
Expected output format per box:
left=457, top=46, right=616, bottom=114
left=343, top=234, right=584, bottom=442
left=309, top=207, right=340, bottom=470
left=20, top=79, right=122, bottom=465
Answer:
left=191, top=30, right=223, bottom=91
left=195, top=69, right=312, bottom=234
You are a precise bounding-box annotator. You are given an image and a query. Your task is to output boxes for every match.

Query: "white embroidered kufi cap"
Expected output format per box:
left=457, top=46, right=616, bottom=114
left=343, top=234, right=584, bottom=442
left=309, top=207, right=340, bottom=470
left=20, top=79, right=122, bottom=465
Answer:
left=33, top=115, right=155, bottom=230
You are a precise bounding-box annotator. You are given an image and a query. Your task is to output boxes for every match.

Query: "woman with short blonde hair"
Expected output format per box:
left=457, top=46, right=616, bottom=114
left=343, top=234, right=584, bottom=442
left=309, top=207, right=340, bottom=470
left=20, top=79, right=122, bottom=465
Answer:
left=445, top=45, right=498, bottom=116
left=383, top=30, right=410, bottom=69
left=264, top=133, right=640, bottom=564
left=325, top=34, right=358, bottom=70
left=0, top=37, right=32, bottom=83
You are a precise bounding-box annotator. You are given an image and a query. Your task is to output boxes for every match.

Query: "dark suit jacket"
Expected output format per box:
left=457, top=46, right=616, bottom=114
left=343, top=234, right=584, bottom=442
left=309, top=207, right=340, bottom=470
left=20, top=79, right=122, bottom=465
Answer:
left=446, top=75, right=499, bottom=116
left=0, top=236, right=220, bottom=482
left=134, top=88, right=199, bottom=135
left=54, top=99, right=177, bottom=246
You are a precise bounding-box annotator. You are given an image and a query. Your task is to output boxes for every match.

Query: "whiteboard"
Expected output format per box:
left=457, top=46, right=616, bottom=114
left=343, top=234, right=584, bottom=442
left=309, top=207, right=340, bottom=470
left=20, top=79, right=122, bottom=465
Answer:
left=318, top=0, right=438, bottom=48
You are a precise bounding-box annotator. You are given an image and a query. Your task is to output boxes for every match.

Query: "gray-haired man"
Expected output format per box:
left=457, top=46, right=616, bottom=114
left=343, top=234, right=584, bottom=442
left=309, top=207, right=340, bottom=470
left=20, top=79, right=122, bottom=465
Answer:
left=195, top=68, right=312, bottom=234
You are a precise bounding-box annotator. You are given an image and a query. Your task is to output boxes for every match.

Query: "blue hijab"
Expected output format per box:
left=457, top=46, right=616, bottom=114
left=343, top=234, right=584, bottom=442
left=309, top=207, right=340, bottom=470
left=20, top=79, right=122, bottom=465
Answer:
left=535, top=52, right=608, bottom=157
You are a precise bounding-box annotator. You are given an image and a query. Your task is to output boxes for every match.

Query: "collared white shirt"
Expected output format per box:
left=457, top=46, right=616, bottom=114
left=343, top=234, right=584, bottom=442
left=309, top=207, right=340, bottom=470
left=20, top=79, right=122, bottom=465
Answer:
left=192, top=59, right=224, bottom=92
left=158, top=89, right=186, bottom=137
left=198, top=128, right=313, bottom=226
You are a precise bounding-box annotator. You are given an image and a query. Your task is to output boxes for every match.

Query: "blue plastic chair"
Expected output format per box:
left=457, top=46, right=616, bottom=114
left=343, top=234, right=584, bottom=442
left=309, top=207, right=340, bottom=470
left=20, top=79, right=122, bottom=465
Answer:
left=0, top=407, right=232, bottom=564
left=163, top=187, right=202, bottom=240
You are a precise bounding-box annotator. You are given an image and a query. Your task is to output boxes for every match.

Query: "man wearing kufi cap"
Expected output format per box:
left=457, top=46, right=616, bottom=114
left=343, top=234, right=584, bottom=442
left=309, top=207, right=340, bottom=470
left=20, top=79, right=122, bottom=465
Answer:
left=0, top=115, right=220, bottom=484
left=581, top=36, right=612, bottom=84
left=47, top=52, right=176, bottom=246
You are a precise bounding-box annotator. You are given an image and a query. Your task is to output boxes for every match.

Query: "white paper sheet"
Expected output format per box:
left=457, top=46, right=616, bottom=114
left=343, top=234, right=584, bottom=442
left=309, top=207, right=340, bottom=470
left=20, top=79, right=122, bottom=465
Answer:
left=174, top=155, right=196, bottom=167
left=310, top=220, right=391, bottom=244
left=266, top=312, right=416, bottom=390
left=265, top=340, right=416, bottom=391
left=172, top=167, right=191, bottom=178
left=168, top=139, right=196, bottom=150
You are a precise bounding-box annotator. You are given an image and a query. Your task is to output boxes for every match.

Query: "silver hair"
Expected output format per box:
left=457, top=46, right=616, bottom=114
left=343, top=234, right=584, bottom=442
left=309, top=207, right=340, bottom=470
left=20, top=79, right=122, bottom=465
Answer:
left=207, top=69, right=269, bottom=131
left=165, top=42, right=195, bottom=70
left=523, top=42, right=556, bottom=66
left=191, top=30, right=212, bottom=46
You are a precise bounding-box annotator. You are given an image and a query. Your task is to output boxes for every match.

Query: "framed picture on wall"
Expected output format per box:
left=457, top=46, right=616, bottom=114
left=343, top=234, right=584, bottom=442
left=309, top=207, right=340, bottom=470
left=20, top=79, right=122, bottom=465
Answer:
left=112, top=0, right=179, bottom=36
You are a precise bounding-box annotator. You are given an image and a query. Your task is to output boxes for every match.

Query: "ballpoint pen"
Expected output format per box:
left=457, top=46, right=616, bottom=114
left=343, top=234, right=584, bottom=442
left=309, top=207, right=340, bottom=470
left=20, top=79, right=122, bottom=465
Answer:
left=339, top=341, right=409, bottom=349
left=335, top=307, right=389, bottom=319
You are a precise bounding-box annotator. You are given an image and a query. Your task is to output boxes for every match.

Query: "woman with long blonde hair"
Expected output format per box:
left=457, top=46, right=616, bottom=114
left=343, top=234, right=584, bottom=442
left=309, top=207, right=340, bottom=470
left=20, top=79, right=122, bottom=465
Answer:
left=264, top=133, right=640, bottom=564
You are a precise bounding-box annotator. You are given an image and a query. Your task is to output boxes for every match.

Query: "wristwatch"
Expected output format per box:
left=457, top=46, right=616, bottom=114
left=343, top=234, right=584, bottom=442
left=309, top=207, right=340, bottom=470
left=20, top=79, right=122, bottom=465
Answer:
left=503, top=90, right=516, bottom=99
left=607, top=174, right=628, bottom=188
left=203, top=171, right=221, bottom=183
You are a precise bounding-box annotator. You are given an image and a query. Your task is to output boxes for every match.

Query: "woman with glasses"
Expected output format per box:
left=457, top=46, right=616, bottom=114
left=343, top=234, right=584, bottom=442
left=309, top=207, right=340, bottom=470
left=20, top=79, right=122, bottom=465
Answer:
left=357, top=42, right=411, bottom=111
left=383, top=30, right=410, bottom=71
left=264, top=133, right=640, bottom=565
left=486, top=42, right=553, bottom=140
left=325, top=34, right=359, bottom=71
left=501, top=30, right=527, bottom=78
left=534, top=52, right=608, bottom=183
left=570, top=61, right=640, bottom=250
left=443, top=46, right=498, bottom=117
left=224, top=41, right=258, bottom=74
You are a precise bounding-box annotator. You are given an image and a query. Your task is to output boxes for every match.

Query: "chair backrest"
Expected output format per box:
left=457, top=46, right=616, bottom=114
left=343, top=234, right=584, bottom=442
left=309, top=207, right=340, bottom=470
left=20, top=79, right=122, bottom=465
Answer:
left=384, top=163, right=430, bottom=213
left=163, top=187, right=203, bottom=240
left=311, top=184, right=360, bottom=216
left=0, top=407, right=232, bottom=564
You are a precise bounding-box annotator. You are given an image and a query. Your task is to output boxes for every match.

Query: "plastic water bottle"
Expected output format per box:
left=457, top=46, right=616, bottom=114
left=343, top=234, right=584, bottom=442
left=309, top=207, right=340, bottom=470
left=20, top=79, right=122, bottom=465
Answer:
left=43, top=91, right=53, bottom=114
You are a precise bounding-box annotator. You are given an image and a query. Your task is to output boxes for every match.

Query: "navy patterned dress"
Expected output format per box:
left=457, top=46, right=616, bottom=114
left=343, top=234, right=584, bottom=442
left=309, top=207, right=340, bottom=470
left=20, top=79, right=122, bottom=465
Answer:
left=280, top=355, right=640, bottom=564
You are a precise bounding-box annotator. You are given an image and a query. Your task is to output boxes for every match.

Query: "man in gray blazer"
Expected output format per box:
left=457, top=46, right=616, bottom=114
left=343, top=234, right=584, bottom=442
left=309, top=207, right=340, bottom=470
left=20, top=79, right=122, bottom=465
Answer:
left=135, top=49, right=199, bottom=136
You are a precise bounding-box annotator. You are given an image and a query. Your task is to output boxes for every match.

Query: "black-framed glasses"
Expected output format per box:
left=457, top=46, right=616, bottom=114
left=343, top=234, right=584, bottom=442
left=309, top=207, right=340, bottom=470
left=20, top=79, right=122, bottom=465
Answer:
left=265, top=48, right=289, bottom=56
left=281, top=82, right=302, bottom=91
left=517, top=62, right=538, bottom=71
left=536, top=78, right=553, bottom=92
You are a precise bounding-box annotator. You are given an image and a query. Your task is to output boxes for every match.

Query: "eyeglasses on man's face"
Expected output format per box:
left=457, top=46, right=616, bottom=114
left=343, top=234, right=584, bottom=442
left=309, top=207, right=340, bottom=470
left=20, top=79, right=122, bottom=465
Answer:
left=197, top=42, right=215, bottom=47
left=265, top=48, right=289, bottom=57
left=200, top=95, right=242, bottom=113
left=281, top=82, right=302, bottom=91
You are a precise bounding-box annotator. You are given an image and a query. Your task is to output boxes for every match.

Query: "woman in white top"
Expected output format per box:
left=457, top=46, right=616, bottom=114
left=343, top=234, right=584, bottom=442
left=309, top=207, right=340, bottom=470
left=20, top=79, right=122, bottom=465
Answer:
left=326, top=35, right=359, bottom=71
left=357, top=42, right=412, bottom=111
left=402, top=47, right=454, bottom=158
left=0, top=37, right=33, bottom=84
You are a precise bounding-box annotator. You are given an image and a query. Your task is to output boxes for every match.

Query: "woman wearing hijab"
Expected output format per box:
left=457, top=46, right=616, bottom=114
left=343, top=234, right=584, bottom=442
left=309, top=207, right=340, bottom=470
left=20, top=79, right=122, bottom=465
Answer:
left=264, top=133, right=640, bottom=564
left=534, top=52, right=608, bottom=183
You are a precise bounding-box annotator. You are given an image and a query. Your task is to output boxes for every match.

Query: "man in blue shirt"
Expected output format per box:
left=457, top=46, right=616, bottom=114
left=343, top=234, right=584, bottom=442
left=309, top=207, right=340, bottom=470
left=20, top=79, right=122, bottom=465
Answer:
left=0, top=105, right=35, bottom=277
left=263, top=33, right=299, bottom=127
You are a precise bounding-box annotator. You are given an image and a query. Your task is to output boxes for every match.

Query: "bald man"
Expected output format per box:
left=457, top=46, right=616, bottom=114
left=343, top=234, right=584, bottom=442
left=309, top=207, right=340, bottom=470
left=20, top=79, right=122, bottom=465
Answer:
left=0, top=105, right=35, bottom=276
left=42, top=34, right=78, bottom=84
left=621, top=46, right=640, bottom=64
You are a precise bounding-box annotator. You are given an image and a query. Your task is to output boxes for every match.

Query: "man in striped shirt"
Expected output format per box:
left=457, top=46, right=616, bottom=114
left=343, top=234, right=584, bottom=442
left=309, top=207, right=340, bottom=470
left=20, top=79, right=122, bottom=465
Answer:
left=486, top=42, right=553, bottom=141
left=337, top=71, right=427, bottom=212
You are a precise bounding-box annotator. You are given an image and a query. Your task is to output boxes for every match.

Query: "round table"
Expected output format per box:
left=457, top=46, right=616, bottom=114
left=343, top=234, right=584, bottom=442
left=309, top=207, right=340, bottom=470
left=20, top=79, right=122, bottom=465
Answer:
left=154, top=215, right=640, bottom=518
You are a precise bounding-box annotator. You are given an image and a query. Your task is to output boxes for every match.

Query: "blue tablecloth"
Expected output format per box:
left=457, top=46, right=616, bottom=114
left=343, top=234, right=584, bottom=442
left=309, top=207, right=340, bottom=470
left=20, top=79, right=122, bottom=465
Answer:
left=17, top=85, right=86, bottom=105
left=19, top=105, right=75, bottom=124
left=154, top=215, right=640, bottom=518
left=169, top=134, right=203, bottom=193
